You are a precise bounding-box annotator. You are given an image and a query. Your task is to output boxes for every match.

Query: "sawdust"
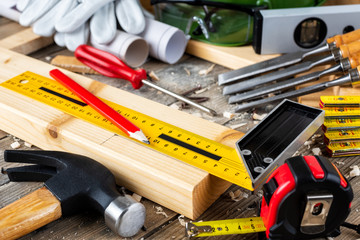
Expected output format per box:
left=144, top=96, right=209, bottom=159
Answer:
left=198, top=64, right=215, bottom=76
left=10, top=141, right=20, bottom=149
left=350, top=165, right=360, bottom=177
left=311, top=147, right=322, bottom=155
left=229, top=189, right=248, bottom=201
left=155, top=206, right=168, bottom=218
left=148, top=71, right=160, bottom=81
left=178, top=215, right=186, bottom=226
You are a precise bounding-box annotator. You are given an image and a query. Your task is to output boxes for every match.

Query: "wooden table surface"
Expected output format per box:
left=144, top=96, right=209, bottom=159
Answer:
left=1, top=16, right=360, bottom=240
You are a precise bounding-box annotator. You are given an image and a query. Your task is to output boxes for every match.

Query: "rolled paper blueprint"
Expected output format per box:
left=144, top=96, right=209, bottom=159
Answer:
left=91, top=30, right=149, bottom=68
left=138, top=18, right=189, bottom=64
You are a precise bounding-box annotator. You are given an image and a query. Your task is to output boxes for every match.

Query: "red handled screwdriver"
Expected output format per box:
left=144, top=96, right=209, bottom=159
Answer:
left=74, top=45, right=217, bottom=116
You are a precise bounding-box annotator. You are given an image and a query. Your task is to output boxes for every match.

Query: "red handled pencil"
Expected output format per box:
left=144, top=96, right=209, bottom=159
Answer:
left=49, top=69, right=149, bottom=144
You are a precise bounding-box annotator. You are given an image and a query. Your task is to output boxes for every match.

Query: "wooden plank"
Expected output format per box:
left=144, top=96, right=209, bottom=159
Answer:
left=0, top=46, right=245, bottom=219
left=0, top=28, right=53, bottom=55
left=186, top=40, right=279, bottom=70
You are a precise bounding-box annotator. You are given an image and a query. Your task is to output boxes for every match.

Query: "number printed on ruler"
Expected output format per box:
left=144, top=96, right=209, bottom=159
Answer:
left=187, top=217, right=266, bottom=237
left=1, top=72, right=253, bottom=190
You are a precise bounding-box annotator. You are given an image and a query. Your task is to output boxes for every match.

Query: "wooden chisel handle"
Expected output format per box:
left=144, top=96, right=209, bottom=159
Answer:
left=327, top=29, right=360, bottom=47
left=340, top=41, right=360, bottom=58
left=0, top=187, right=62, bottom=240
left=349, top=52, right=360, bottom=68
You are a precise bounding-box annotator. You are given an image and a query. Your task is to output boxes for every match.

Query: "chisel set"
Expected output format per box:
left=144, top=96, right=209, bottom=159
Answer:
left=219, top=29, right=360, bottom=112
left=321, top=96, right=360, bottom=157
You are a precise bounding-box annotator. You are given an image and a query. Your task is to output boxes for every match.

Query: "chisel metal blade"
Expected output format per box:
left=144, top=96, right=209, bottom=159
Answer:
left=218, top=44, right=329, bottom=86
left=233, top=74, right=352, bottom=112
left=228, top=64, right=343, bottom=104
left=223, top=54, right=335, bottom=95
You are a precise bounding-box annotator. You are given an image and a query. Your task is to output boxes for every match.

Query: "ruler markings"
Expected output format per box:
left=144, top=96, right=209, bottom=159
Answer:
left=0, top=72, right=253, bottom=189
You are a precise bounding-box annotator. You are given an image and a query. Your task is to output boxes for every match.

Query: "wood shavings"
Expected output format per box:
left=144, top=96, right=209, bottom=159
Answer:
left=350, top=165, right=360, bottom=177
left=194, top=87, right=208, bottom=94
left=155, top=206, right=168, bottom=218
left=50, top=55, right=99, bottom=75
left=335, top=161, right=345, bottom=166
left=229, top=122, right=247, bottom=129
left=10, top=141, right=21, bottom=149
left=223, top=111, right=235, bottom=119
left=178, top=215, right=186, bottom=226
left=169, top=102, right=183, bottom=110
left=198, top=64, right=215, bottom=76
left=132, top=193, right=142, bottom=202
left=24, top=142, right=32, bottom=148
left=148, top=71, right=160, bottom=81
left=311, top=147, right=322, bottom=155
left=252, top=113, right=266, bottom=121
left=304, top=140, right=314, bottom=149
left=184, top=68, right=191, bottom=76
left=311, top=134, right=322, bottom=140
left=229, top=189, right=248, bottom=201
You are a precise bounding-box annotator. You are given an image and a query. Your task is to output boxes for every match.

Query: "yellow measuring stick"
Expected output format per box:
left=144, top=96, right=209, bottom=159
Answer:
left=326, top=141, right=360, bottom=157
left=320, top=96, right=360, bottom=108
left=325, top=129, right=360, bottom=144
left=186, top=217, right=266, bottom=237
left=323, top=118, right=360, bottom=131
left=324, top=107, right=360, bottom=118
left=0, top=71, right=253, bottom=190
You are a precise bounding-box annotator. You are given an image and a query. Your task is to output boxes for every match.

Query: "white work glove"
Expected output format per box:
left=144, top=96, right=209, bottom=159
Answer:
left=58, top=0, right=146, bottom=44
left=16, top=0, right=94, bottom=51
left=17, top=0, right=147, bottom=50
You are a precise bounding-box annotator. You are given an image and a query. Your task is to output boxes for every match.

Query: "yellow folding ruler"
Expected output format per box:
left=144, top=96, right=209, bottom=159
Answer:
left=185, top=217, right=266, bottom=237
left=323, top=118, right=360, bottom=131
left=324, top=108, right=360, bottom=118
left=324, top=129, right=360, bottom=144
left=0, top=71, right=253, bottom=190
left=320, top=96, right=360, bottom=108
left=326, top=141, right=360, bottom=157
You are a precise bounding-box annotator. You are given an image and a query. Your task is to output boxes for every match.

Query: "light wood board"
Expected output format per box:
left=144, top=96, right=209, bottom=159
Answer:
left=0, top=46, right=245, bottom=219
left=186, top=40, right=279, bottom=70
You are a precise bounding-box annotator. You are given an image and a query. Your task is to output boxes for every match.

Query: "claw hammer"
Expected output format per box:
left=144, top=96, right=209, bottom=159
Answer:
left=0, top=150, right=146, bottom=239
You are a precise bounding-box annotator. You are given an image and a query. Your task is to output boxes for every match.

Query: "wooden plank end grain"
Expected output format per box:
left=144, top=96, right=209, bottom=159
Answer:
left=0, top=46, right=243, bottom=219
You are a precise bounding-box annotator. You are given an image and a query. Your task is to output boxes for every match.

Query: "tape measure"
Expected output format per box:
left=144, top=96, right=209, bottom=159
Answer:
left=187, top=155, right=353, bottom=239
left=186, top=217, right=266, bottom=237
left=0, top=71, right=253, bottom=190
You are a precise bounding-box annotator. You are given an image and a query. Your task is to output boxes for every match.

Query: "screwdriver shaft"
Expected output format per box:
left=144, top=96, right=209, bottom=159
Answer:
left=142, top=80, right=217, bottom=116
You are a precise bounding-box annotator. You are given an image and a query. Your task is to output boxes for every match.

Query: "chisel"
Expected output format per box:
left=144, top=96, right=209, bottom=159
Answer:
left=218, top=29, right=360, bottom=86
left=228, top=53, right=360, bottom=104
left=233, top=66, right=360, bottom=112
left=223, top=40, right=360, bottom=95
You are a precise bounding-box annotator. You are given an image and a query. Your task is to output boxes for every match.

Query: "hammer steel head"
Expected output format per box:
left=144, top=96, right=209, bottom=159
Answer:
left=4, top=150, right=146, bottom=237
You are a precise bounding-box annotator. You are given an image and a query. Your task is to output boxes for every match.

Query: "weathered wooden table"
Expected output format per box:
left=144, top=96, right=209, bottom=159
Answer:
left=0, top=15, right=360, bottom=240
